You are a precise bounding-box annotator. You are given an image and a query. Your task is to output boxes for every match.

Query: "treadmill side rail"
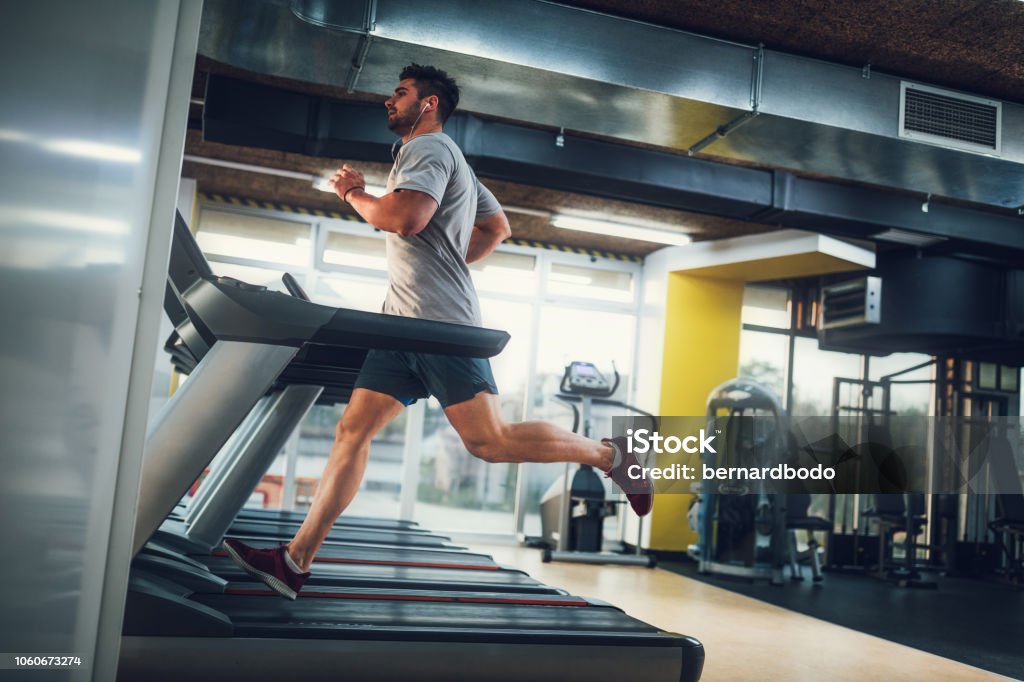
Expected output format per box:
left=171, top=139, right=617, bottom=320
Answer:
left=133, top=341, right=297, bottom=556
left=186, top=384, right=323, bottom=551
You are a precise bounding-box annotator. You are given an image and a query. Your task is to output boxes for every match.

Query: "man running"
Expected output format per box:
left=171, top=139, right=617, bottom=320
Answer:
left=224, top=64, right=652, bottom=600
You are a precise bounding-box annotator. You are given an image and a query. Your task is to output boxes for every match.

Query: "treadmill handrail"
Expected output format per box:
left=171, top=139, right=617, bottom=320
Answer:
left=182, top=277, right=509, bottom=358
left=166, top=208, right=509, bottom=361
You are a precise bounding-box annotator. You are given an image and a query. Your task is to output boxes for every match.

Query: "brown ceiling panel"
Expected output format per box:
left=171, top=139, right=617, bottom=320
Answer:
left=559, top=0, right=1024, bottom=104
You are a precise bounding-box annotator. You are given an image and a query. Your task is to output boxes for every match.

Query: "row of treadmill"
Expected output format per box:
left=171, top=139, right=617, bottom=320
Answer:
left=117, top=211, right=705, bottom=681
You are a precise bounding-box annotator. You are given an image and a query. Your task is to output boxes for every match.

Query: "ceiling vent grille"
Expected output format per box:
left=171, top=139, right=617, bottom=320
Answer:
left=819, top=277, right=882, bottom=330
left=899, top=82, right=1000, bottom=155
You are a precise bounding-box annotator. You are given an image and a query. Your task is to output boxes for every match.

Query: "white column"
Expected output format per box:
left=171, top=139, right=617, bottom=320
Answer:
left=398, top=400, right=426, bottom=521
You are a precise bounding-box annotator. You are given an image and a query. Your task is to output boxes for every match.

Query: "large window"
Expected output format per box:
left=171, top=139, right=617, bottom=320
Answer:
left=737, top=284, right=937, bottom=419
left=470, top=251, right=538, bottom=295
left=738, top=286, right=790, bottom=400
left=521, top=306, right=638, bottom=540
left=547, top=262, right=633, bottom=303
left=741, top=285, right=790, bottom=329
left=321, top=230, right=387, bottom=272
left=790, top=337, right=863, bottom=417
left=867, top=352, right=933, bottom=416
left=197, top=209, right=311, bottom=268
left=738, top=330, right=788, bottom=398
left=414, top=298, right=535, bottom=533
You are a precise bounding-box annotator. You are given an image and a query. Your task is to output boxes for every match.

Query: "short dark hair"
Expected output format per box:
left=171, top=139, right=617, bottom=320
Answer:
left=399, top=63, right=460, bottom=123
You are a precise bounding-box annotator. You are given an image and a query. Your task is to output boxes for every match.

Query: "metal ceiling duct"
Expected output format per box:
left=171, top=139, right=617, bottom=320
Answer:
left=197, top=0, right=1024, bottom=210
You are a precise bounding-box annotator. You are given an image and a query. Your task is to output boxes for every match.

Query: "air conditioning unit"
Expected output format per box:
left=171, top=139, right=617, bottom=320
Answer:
left=819, top=277, right=882, bottom=330
left=818, top=256, right=1023, bottom=365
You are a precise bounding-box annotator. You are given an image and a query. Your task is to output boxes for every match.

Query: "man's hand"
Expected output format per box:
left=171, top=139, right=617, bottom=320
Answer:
left=466, top=211, right=511, bottom=263
left=327, top=164, right=366, bottom=202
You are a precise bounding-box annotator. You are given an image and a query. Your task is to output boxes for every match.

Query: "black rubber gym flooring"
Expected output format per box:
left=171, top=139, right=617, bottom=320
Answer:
left=661, top=560, right=1024, bottom=680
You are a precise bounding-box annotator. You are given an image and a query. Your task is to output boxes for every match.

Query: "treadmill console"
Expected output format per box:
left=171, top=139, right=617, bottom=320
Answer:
left=563, top=361, right=611, bottom=396
left=213, top=276, right=267, bottom=293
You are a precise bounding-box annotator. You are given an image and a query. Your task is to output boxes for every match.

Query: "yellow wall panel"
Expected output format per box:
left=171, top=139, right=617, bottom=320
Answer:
left=649, top=272, right=744, bottom=552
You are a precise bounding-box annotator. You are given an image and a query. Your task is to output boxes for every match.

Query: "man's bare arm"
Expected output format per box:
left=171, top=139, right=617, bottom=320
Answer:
left=345, top=188, right=438, bottom=237
left=466, top=211, right=512, bottom=263
left=329, top=164, right=437, bottom=237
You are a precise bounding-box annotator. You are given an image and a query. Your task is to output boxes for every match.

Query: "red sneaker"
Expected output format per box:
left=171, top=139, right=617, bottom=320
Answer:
left=602, top=436, right=655, bottom=516
left=222, top=538, right=309, bottom=600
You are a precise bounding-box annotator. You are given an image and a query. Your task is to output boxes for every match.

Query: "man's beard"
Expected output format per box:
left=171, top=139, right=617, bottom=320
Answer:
left=386, top=111, right=413, bottom=133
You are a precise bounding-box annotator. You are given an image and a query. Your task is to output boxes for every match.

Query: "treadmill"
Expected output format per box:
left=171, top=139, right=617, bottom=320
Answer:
left=159, top=274, right=459, bottom=554
left=150, top=215, right=524, bottom=574
left=119, top=212, right=705, bottom=682
left=151, top=224, right=531, bottom=583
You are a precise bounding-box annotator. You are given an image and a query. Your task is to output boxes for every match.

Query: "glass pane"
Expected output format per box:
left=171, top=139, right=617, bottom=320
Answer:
left=470, top=251, right=537, bottom=294
left=286, top=404, right=408, bottom=518
left=979, top=362, right=998, bottom=390
left=547, top=262, right=633, bottom=303
left=414, top=299, right=534, bottom=533
left=790, top=336, right=862, bottom=417
left=322, top=230, right=387, bottom=271
left=312, top=274, right=388, bottom=312
left=483, top=299, right=533, bottom=424
left=738, top=329, right=789, bottom=400
left=867, top=353, right=934, bottom=415
left=742, top=285, right=790, bottom=328
left=522, top=307, right=637, bottom=541
left=1002, top=365, right=1018, bottom=393
left=208, top=260, right=293, bottom=292
left=197, top=208, right=311, bottom=267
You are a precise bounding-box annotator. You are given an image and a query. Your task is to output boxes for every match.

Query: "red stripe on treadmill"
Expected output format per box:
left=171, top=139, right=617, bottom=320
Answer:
left=224, top=587, right=583, bottom=606
left=312, top=557, right=500, bottom=571
left=451, top=596, right=583, bottom=606
left=210, top=550, right=499, bottom=571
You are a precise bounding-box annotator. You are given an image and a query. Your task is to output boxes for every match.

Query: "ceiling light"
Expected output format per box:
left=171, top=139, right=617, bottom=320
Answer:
left=873, top=228, right=946, bottom=247
left=551, top=214, right=691, bottom=246
left=503, top=205, right=552, bottom=219
left=313, top=176, right=387, bottom=197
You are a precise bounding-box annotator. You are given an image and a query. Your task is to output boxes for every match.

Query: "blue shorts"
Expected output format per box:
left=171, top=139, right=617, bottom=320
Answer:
left=353, top=349, right=499, bottom=408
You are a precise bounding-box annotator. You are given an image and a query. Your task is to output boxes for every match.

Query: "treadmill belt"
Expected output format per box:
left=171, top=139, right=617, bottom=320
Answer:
left=227, top=521, right=453, bottom=548
left=213, top=541, right=498, bottom=569
left=223, top=584, right=583, bottom=606
left=231, top=510, right=425, bottom=531
left=204, top=556, right=556, bottom=594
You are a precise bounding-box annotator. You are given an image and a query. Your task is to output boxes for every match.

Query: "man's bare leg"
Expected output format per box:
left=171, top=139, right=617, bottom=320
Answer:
left=444, top=391, right=615, bottom=468
left=286, top=388, right=405, bottom=571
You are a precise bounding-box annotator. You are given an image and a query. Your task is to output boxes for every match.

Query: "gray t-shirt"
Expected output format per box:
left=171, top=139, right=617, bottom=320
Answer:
left=384, top=132, right=501, bottom=326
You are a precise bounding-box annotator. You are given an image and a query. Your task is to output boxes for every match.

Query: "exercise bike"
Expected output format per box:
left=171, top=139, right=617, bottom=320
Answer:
left=538, top=361, right=656, bottom=567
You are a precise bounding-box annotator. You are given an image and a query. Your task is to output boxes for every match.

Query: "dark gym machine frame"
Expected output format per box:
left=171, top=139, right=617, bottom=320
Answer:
left=826, top=362, right=939, bottom=588
left=541, top=362, right=656, bottom=567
